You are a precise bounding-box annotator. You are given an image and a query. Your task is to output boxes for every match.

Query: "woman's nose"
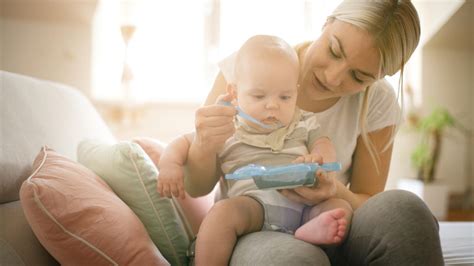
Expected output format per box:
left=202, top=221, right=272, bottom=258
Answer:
left=324, top=61, right=345, bottom=87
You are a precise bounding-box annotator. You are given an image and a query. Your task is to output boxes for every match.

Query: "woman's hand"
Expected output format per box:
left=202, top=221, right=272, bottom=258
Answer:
left=279, top=170, right=338, bottom=205
left=194, top=93, right=236, bottom=154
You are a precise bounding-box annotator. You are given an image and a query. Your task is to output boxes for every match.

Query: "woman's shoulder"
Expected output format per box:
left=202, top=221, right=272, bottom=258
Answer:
left=365, top=79, right=402, bottom=131
left=323, top=79, right=400, bottom=130
left=342, top=79, right=397, bottom=108
left=367, top=79, right=399, bottom=109
left=371, top=79, right=397, bottom=97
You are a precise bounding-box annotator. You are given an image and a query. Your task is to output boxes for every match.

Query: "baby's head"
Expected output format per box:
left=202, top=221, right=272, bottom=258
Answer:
left=229, top=35, right=300, bottom=130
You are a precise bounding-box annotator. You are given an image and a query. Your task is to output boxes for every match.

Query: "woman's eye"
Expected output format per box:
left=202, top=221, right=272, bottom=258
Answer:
left=253, top=95, right=264, bottom=99
left=352, top=72, right=364, bottom=84
left=280, top=96, right=291, bottom=100
left=329, top=46, right=341, bottom=59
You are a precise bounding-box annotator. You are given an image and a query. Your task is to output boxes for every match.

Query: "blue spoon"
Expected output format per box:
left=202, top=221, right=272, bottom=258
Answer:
left=218, top=101, right=281, bottom=129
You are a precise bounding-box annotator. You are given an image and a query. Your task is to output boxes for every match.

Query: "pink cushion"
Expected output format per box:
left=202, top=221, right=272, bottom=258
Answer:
left=20, top=146, right=169, bottom=265
left=133, top=137, right=215, bottom=235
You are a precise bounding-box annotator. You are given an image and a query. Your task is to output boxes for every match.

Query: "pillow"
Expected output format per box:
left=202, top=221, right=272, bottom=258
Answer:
left=19, top=146, right=168, bottom=265
left=78, top=140, right=191, bottom=266
left=132, top=137, right=166, bottom=165
left=133, top=137, right=215, bottom=235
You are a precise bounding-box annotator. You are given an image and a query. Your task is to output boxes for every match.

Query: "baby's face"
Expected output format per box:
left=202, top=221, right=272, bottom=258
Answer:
left=234, top=56, right=299, bottom=130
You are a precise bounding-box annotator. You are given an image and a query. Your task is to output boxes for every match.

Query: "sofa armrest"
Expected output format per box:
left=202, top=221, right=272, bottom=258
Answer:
left=1, top=70, right=115, bottom=204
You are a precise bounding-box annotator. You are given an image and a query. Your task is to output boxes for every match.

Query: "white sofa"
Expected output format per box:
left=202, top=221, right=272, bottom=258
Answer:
left=0, top=70, right=114, bottom=265
left=1, top=70, right=472, bottom=265
left=0, top=71, right=326, bottom=265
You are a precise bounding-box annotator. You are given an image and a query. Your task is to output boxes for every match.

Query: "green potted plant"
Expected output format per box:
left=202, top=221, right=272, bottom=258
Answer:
left=399, top=107, right=456, bottom=219
left=410, top=107, right=455, bottom=183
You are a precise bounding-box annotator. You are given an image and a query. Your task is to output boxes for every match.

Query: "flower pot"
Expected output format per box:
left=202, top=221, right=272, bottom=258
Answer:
left=397, top=178, right=449, bottom=220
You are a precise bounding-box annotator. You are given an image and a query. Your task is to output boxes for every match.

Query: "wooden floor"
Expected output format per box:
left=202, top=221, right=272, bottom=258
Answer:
left=446, top=209, right=474, bottom=221
left=445, top=192, right=474, bottom=221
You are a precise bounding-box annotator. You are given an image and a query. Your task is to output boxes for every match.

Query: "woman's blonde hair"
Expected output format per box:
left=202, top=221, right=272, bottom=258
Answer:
left=328, top=0, right=421, bottom=172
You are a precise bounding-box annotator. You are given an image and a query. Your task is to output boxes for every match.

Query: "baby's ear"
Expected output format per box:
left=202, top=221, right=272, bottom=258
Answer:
left=226, top=83, right=238, bottom=101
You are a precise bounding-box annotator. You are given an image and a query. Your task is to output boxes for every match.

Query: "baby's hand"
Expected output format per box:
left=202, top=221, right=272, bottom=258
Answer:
left=157, top=163, right=185, bottom=199
left=292, top=153, right=323, bottom=164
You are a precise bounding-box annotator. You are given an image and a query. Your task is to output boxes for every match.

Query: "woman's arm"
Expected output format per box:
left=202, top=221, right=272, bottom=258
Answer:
left=185, top=75, right=235, bottom=196
left=280, top=125, right=395, bottom=211
left=185, top=104, right=236, bottom=196
left=340, top=125, right=394, bottom=210
left=310, top=137, right=336, bottom=163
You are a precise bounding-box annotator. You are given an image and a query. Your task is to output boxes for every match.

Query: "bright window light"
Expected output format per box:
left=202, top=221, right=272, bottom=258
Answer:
left=92, top=0, right=342, bottom=103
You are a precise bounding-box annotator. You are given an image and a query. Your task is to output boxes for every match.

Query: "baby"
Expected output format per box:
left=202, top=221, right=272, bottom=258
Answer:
left=158, top=35, right=352, bottom=265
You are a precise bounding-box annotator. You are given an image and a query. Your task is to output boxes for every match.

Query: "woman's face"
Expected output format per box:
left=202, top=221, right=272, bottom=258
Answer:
left=299, top=19, right=381, bottom=101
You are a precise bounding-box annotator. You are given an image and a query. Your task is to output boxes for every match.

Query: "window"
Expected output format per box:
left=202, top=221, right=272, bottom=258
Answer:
left=92, top=0, right=342, bottom=103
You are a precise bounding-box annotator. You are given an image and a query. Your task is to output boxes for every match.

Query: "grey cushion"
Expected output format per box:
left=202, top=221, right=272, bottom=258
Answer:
left=0, top=200, right=58, bottom=265
left=231, top=231, right=330, bottom=266
left=0, top=71, right=115, bottom=203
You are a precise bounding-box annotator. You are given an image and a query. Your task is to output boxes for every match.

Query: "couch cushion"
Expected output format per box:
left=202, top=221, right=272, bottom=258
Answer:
left=20, top=146, right=168, bottom=265
left=132, top=137, right=167, bottom=165
left=0, top=71, right=115, bottom=204
left=133, top=137, right=215, bottom=235
left=78, top=140, right=191, bottom=266
left=0, top=200, right=58, bottom=266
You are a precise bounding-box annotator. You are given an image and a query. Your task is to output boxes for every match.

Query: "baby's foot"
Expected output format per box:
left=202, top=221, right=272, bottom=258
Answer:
left=294, top=208, right=347, bottom=245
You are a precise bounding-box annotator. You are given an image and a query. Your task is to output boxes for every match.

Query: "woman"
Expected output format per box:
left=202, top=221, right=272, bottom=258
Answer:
left=159, top=0, right=444, bottom=265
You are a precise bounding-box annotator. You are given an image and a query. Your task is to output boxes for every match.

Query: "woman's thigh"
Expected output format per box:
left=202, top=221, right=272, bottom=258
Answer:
left=329, top=189, right=444, bottom=266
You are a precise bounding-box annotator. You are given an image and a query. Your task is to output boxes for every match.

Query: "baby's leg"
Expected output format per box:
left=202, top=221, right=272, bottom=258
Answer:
left=295, top=198, right=352, bottom=245
left=195, top=196, right=264, bottom=266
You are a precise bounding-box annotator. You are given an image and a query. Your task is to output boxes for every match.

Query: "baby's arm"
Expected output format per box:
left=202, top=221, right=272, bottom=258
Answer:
left=157, top=133, right=193, bottom=199
left=310, top=137, right=337, bottom=163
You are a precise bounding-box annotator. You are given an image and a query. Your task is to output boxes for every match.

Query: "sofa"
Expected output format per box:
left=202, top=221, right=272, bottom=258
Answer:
left=1, top=70, right=330, bottom=265
left=1, top=70, right=115, bottom=265
left=2, top=71, right=472, bottom=265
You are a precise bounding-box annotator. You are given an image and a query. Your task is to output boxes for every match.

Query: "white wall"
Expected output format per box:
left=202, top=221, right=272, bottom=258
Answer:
left=387, top=1, right=473, bottom=194
left=422, top=48, right=472, bottom=193
left=0, top=1, right=97, bottom=96
left=2, top=1, right=472, bottom=193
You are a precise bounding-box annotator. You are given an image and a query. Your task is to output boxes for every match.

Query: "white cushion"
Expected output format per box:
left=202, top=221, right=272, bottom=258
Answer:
left=0, top=71, right=115, bottom=203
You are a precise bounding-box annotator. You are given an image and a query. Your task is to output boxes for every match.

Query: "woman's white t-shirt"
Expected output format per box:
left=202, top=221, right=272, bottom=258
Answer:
left=218, top=53, right=401, bottom=185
